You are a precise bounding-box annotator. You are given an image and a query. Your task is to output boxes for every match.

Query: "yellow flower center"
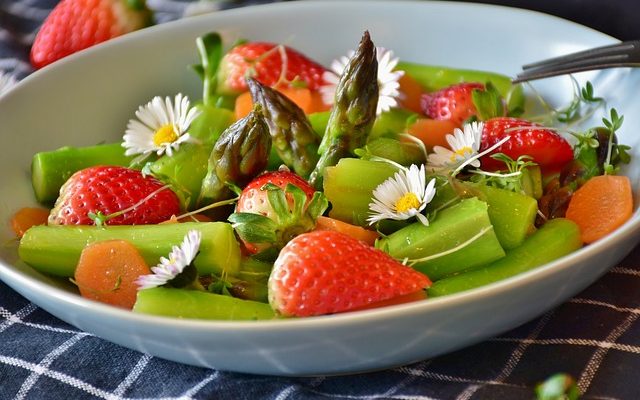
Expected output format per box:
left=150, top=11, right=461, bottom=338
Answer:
left=153, top=124, right=179, bottom=146
left=395, top=193, right=421, bottom=213
left=449, top=146, right=473, bottom=162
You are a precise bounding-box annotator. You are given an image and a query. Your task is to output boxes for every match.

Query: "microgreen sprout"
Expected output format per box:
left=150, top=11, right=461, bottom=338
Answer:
left=88, top=184, right=174, bottom=226
left=470, top=154, right=537, bottom=194
left=602, top=107, right=625, bottom=175
left=526, top=79, right=605, bottom=127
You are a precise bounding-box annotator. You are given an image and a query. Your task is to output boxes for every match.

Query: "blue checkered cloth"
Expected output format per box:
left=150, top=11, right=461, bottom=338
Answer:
left=3, top=1, right=640, bottom=399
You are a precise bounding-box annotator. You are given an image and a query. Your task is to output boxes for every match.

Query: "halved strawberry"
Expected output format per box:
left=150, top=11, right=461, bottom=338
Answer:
left=31, top=0, right=153, bottom=69
left=420, top=82, right=484, bottom=125
left=217, top=42, right=328, bottom=95
left=229, top=170, right=327, bottom=254
left=479, top=117, right=574, bottom=172
left=48, top=166, right=180, bottom=225
left=269, top=230, right=431, bottom=317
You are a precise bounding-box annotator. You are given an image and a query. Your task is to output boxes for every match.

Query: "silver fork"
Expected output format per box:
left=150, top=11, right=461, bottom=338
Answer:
left=512, top=40, right=640, bottom=83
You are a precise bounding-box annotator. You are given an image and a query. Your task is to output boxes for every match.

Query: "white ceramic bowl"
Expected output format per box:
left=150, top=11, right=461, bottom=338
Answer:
left=1, top=0, right=639, bottom=376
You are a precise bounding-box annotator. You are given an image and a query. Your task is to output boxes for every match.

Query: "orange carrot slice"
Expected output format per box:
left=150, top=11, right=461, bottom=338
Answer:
left=74, top=240, right=151, bottom=309
left=315, top=216, right=379, bottom=246
left=234, top=91, right=254, bottom=120
left=234, top=87, right=329, bottom=120
left=397, top=74, right=425, bottom=113
left=407, top=118, right=457, bottom=151
left=11, top=207, right=50, bottom=238
left=565, top=175, right=633, bottom=244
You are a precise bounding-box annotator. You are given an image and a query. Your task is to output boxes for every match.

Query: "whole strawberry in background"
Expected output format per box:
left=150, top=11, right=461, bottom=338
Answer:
left=48, top=166, right=180, bottom=225
left=216, top=42, right=329, bottom=94
left=269, top=230, right=431, bottom=317
left=421, top=82, right=485, bottom=125
left=30, top=0, right=153, bottom=69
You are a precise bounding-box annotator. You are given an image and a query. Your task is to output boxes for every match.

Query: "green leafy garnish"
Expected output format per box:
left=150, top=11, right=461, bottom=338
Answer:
left=472, top=82, right=505, bottom=121
left=535, top=373, right=580, bottom=400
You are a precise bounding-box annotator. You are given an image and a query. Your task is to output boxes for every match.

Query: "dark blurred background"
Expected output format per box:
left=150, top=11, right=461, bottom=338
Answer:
left=453, top=0, right=638, bottom=40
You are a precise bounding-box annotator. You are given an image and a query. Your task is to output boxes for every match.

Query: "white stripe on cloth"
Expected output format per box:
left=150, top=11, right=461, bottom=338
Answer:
left=111, top=354, right=153, bottom=398
left=577, top=311, right=640, bottom=393
left=398, top=365, right=526, bottom=389
left=456, top=310, right=555, bottom=400
left=0, top=57, right=34, bottom=75
left=570, top=297, right=640, bottom=314
left=610, top=266, right=640, bottom=276
left=0, top=304, right=37, bottom=332
left=15, top=333, right=86, bottom=400
left=1, top=305, right=91, bottom=336
left=177, top=371, right=219, bottom=399
left=1, top=353, right=223, bottom=400
left=492, top=337, right=640, bottom=354
left=0, top=354, right=117, bottom=399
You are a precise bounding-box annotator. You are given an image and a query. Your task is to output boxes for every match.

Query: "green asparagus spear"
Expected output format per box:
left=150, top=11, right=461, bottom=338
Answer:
left=309, top=31, right=379, bottom=189
left=247, top=77, right=320, bottom=177
left=32, top=143, right=133, bottom=205
left=19, top=222, right=241, bottom=277
left=198, top=107, right=272, bottom=206
left=133, top=287, right=275, bottom=320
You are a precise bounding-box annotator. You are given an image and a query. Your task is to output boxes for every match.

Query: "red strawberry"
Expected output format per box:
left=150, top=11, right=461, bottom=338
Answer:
left=30, top=0, right=153, bottom=69
left=420, top=82, right=484, bottom=125
left=236, top=170, right=316, bottom=218
left=230, top=169, right=326, bottom=254
left=48, top=166, right=180, bottom=225
left=269, top=230, right=431, bottom=317
left=479, top=117, right=574, bottom=172
left=217, top=42, right=328, bottom=94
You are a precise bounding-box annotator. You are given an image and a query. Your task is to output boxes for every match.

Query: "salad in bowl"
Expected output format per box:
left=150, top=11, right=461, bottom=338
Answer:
left=10, top=28, right=633, bottom=319
left=1, top=1, right=638, bottom=375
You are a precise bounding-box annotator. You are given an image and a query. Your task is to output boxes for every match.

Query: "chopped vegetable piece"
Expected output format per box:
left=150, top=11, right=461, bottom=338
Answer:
left=429, top=218, right=582, bottom=297
left=315, top=215, right=379, bottom=245
left=11, top=207, right=50, bottom=238
left=378, top=197, right=506, bottom=280
left=134, top=287, right=275, bottom=320
left=235, top=87, right=328, bottom=120
left=74, top=240, right=151, bottom=309
left=397, top=74, right=424, bottom=113
left=565, top=174, right=633, bottom=243
left=19, top=222, right=241, bottom=277
left=407, top=118, right=458, bottom=151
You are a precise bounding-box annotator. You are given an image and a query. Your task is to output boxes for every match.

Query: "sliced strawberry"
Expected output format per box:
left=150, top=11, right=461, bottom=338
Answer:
left=480, top=117, right=574, bottom=172
left=269, top=230, right=431, bottom=317
left=420, top=82, right=484, bottom=125
left=230, top=170, right=326, bottom=254
left=31, top=0, right=153, bottom=69
left=48, top=166, right=180, bottom=225
left=217, top=42, right=328, bottom=94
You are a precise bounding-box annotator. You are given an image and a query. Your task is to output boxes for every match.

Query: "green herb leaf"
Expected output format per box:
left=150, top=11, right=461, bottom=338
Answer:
left=535, top=373, right=580, bottom=400
left=471, top=82, right=505, bottom=121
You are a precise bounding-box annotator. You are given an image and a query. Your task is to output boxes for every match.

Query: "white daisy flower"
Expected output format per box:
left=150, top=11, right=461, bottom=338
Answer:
left=320, top=47, right=404, bottom=115
left=427, top=121, right=484, bottom=170
left=0, top=71, right=17, bottom=97
left=123, top=93, right=201, bottom=159
left=136, top=230, right=202, bottom=290
left=367, top=164, right=437, bottom=226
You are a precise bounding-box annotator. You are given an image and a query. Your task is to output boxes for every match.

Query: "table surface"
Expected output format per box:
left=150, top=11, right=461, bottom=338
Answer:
left=2, top=1, right=640, bottom=399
